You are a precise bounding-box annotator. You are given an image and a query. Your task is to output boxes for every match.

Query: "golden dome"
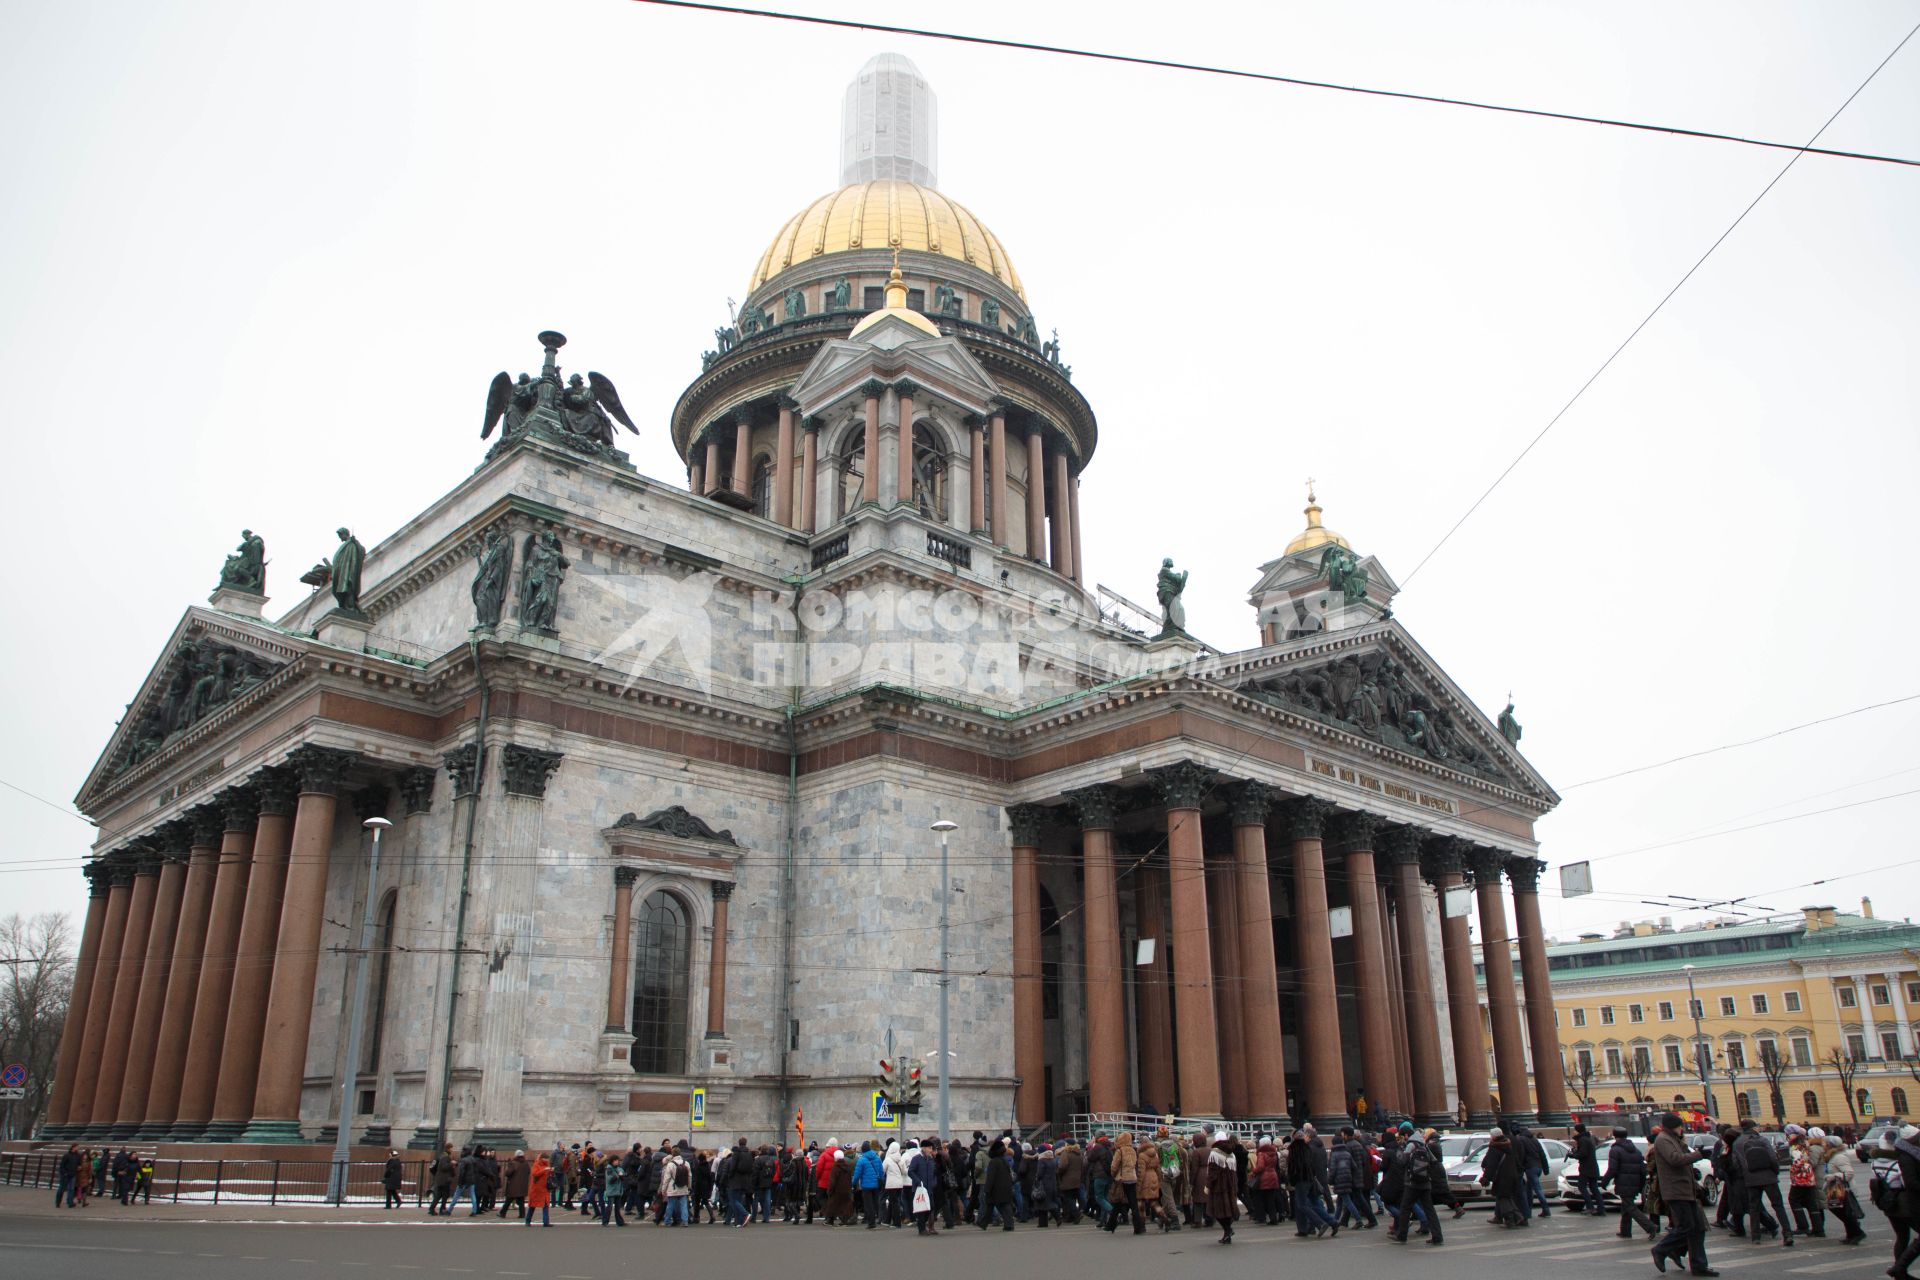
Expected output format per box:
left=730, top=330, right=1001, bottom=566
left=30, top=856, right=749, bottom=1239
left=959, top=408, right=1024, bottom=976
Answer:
left=1285, top=487, right=1352, bottom=556
left=750, top=180, right=1025, bottom=300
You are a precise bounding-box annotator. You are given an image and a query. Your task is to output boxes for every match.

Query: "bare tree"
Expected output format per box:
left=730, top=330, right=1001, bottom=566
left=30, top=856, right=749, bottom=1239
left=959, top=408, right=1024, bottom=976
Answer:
left=1624, top=1048, right=1653, bottom=1103
left=1759, top=1042, right=1789, bottom=1125
left=1574, top=1052, right=1596, bottom=1105
left=1827, top=1047, right=1860, bottom=1127
left=0, top=913, right=74, bottom=1138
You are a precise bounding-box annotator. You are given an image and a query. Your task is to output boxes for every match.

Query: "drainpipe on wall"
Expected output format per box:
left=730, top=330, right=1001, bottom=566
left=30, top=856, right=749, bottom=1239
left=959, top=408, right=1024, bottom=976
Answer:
left=435, top=635, right=490, bottom=1149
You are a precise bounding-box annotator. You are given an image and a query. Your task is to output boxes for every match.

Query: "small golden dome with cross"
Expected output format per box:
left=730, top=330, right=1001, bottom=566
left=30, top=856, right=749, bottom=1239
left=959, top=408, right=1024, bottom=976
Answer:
left=1284, top=481, right=1352, bottom=556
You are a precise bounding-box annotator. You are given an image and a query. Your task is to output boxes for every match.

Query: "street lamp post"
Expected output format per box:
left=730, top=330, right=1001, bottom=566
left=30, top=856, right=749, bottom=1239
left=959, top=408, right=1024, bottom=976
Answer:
left=1683, top=964, right=1718, bottom=1119
left=931, top=819, right=958, bottom=1142
left=328, top=815, right=392, bottom=1205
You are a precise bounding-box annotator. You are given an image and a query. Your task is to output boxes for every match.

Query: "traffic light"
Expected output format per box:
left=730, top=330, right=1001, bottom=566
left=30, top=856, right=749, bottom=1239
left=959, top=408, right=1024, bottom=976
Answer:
left=876, top=1058, right=897, bottom=1095
left=903, top=1063, right=923, bottom=1108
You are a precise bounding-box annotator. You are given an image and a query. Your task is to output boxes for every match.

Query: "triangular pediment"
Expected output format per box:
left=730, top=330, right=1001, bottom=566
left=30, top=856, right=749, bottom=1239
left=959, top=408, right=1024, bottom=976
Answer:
left=791, top=333, right=1000, bottom=419
left=76, top=609, right=303, bottom=810
left=1220, top=622, right=1551, bottom=800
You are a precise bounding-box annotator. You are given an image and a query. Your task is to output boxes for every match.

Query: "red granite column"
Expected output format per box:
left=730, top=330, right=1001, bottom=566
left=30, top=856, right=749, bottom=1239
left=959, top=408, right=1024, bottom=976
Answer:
left=44, top=863, right=111, bottom=1135
left=774, top=396, right=796, bottom=527
left=967, top=415, right=986, bottom=534
left=1424, top=838, right=1494, bottom=1125
left=605, top=867, right=637, bottom=1031
left=1470, top=847, right=1533, bottom=1124
left=705, top=881, right=733, bottom=1038
left=988, top=407, right=1009, bottom=547
left=1024, top=428, right=1047, bottom=561
left=1228, top=782, right=1290, bottom=1121
left=731, top=413, right=752, bottom=498
left=1007, top=805, right=1048, bottom=1126
left=1049, top=447, right=1074, bottom=578
left=894, top=381, right=918, bottom=507
left=244, top=745, right=356, bottom=1141
left=1330, top=813, right=1401, bottom=1116
left=143, top=798, right=236, bottom=1138
left=194, top=772, right=288, bottom=1140
left=1065, top=785, right=1127, bottom=1114
left=1286, top=797, right=1348, bottom=1127
left=1068, top=473, right=1085, bottom=586
left=88, top=850, right=160, bottom=1133
left=1380, top=874, right=1417, bottom=1112
left=1132, top=862, right=1176, bottom=1115
left=1509, top=856, right=1572, bottom=1125
left=66, top=860, right=133, bottom=1134
left=1153, top=762, right=1222, bottom=1116
left=1208, top=851, right=1249, bottom=1117
left=688, top=456, right=704, bottom=495
left=1383, top=828, right=1450, bottom=1125
left=112, top=824, right=192, bottom=1135
left=860, top=381, right=883, bottom=505
left=703, top=431, right=721, bottom=496
left=800, top=417, right=820, bottom=533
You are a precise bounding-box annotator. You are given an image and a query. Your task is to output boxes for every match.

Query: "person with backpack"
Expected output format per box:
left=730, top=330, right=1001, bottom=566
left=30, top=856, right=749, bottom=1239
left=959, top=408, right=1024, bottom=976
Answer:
left=1386, top=1126, right=1437, bottom=1243
left=1877, top=1126, right=1920, bottom=1280
left=660, top=1146, right=693, bottom=1225
left=1599, top=1127, right=1657, bottom=1239
left=1734, top=1120, right=1793, bottom=1246
left=1787, top=1132, right=1824, bottom=1238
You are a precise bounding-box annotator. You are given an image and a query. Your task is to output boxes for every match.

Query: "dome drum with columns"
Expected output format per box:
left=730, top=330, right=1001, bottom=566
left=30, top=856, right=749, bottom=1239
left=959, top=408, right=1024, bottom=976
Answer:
left=40, top=54, right=1571, bottom=1157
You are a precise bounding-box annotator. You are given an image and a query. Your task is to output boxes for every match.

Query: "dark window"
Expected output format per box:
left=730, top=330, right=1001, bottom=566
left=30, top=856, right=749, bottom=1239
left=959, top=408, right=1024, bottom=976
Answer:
left=1893, top=1086, right=1909, bottom=1115
left=752, top=455, right=774, bottom=518
left=906, top=288, right=926, bottom=311
left=631, top=891, right=691, bottom=1074
left=863, top=286, right=884, bottom=311
left=1802, top=1090, right=1819, bottom=1116
left=363, top=891, right=397, bottom=1074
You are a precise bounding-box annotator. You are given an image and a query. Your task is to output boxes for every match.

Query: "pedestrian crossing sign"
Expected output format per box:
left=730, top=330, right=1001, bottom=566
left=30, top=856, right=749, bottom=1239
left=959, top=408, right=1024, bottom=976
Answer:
left=690, top=1087, right=706, bottom=1128
left=871, top=1091, right=899, bottom=1128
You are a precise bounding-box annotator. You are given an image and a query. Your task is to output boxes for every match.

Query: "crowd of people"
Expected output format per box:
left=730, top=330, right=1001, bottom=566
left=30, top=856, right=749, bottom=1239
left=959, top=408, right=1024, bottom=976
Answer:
left=44, top=1113, right=1920, bottom=1278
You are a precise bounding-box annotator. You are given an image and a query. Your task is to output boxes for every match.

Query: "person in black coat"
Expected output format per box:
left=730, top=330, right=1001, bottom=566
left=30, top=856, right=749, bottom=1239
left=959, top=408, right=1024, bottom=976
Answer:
left=1513, top=1124, right=1553, bottom=1220
left=1598, top=1129, right=1657, bottom=1238
left=1479, top=1130, right=1526, bottom=1227
left=381, top=1151, right=405, bottom=1210
left=978, top=1138, right=1017, bottom=1231
left=1572, top=1124, right=1604, bottom=1215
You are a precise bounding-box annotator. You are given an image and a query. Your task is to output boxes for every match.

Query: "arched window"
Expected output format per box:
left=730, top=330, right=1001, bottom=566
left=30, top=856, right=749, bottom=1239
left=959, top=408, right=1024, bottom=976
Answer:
left=838, top=432, right=866, bottom=518
left=1803, top=1090, right=1819, bottom=1117
left=911, top=423, right=949, bottom=520
left=363, top=890, right=397, bottom=1074
left=1735, top=1091, right=1753, bottom=1118
left=631, top=890, right=692, bottom=1074
left=1856, top=1087, right=1870, bottom=1115
left=1673, top=1094, right=1688, bottom=1104
left=751, top=455, right=774, bottom=518
left=1893, top=1087, right=1909, bottom=1116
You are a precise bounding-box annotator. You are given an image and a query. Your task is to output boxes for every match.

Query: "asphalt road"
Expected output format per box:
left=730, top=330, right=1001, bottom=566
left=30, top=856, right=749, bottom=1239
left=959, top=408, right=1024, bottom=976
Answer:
left=0, top=1189, right=1891, bottom=1280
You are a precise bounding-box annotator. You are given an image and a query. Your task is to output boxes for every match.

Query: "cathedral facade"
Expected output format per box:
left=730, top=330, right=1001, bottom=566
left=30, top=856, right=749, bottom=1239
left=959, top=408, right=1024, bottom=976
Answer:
left=44, top=54, right=1567, bottom=1152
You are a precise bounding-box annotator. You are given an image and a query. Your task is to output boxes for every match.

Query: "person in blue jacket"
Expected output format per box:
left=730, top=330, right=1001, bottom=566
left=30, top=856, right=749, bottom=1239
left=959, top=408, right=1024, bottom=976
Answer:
left=854, top=1141, right=886, bottom=1228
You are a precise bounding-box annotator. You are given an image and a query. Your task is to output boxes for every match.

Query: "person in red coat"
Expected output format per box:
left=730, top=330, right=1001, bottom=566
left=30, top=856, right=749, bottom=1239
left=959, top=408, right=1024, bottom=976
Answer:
left=525, top=1154, right=553, bottom=1228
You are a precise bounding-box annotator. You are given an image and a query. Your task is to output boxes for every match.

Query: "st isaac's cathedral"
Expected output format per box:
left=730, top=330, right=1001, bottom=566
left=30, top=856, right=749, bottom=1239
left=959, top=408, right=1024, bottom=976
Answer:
left=43, top=54, right=1567, bottom=1153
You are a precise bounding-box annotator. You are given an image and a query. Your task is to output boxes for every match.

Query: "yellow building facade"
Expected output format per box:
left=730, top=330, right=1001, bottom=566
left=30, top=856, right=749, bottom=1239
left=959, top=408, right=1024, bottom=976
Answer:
left=1479, top=903, right=1919, bottom=1129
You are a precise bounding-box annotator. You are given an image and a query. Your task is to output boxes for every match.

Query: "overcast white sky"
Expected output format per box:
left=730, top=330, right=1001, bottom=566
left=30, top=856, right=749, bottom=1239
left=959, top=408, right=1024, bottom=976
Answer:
left=2, top=0, right=1916, bottom=943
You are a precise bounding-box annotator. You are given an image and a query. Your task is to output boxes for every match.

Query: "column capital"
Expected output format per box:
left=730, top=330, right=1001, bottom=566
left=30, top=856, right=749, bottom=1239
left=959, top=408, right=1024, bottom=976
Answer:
left=221, top=785, right=259, bottom=833
left=443, top=744, right=485, bottom=799
left=962, top=412, right=986, bottom=429
left=1506, top=855, right=1545, bottom=892
left=83, top=860, right=112, bottom=897
left=710, top=880, right=735, bottom=902
left=1377, top=824, right=1425, bottom=866
left=132, top=846, right=165, bottom=877
left=732, top=407, right=755, bottom=428
left=1226, top=779, right=1275, bottom=827
left=1149, top=760, right=1211, bottom=812
left=152, top=818, right=194, bottom=856
left=286, top=745, right=357, bottom=796
left=106, top=856, right=139, bottom=888
left=1063, top=784, right=1121, bottom=831
left=500, top=745, right=564, bottom=798
left=986, top=397, right=1011, bottom=416
left=776, top=392, right=800, bottom=411
left=613, top=865, right=640, bottom=888
left=1419, top=834, right=1468, bottom=881
left=858, top=378, right=888, bottom=400
left=1463, top=844, right=1508, bottom=884
left=186, top=805, right=225, bottom=849
left=397, top=766, right=436, bottom=816
left=1280, top=795, right=1332, bottom=842
left=801, top=415, right=823, bottom=432
left=1327, top=810, right=1380, bottom=855
left=893, top=378, right=922, bottom=399
left=1005, top=803, right=1050, bottom=846
left=254, top=766, right=298, bottom=817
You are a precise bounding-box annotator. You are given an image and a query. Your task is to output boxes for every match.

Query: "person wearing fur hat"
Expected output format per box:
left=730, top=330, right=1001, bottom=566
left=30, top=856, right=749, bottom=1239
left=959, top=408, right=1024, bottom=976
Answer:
left=1204, top=1135, right=1241, bottom=1245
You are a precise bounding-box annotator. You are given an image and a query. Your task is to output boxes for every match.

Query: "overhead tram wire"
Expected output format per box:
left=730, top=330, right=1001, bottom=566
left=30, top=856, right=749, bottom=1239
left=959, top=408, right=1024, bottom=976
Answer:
left=1397, top=19, right=1920, bottom=587
left=626, top=0, right=1920, bottom=168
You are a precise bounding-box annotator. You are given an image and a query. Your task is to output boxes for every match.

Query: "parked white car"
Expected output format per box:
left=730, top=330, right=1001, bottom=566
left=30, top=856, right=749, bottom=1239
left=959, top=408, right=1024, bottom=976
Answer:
left=1439, top=1134, right=1567, bottom=1202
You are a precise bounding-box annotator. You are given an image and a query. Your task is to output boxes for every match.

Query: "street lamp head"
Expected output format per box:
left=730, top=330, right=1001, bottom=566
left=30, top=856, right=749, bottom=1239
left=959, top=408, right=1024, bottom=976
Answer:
left=930, top=820, right=958, bottom=833
left=1682, top=963, right=1695, bottom=972
left=363, top=816, right=393, bottom=830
